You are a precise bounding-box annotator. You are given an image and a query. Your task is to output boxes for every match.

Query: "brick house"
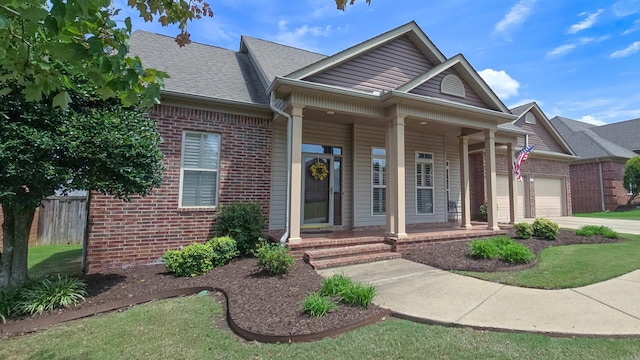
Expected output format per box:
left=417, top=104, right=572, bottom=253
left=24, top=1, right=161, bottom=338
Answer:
left=85, top=22, right=541, bottom=272
left=469, top=102, right=575, bottom=221
left=550, top=116, right=640, bottom=213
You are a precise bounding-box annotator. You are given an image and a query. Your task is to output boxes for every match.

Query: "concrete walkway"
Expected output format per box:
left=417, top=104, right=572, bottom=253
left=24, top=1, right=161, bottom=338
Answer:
left=318, top=259, right=640, bottom=337
left=520, top=216, right=640, bottom=235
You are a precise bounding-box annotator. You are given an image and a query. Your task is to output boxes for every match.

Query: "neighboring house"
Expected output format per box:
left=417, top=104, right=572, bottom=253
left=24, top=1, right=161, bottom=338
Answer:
left=469, top=102, right=575, bottom=222
left=86, top=22, right=530, bottom=272
left=550, top=116, right=639, bottom=213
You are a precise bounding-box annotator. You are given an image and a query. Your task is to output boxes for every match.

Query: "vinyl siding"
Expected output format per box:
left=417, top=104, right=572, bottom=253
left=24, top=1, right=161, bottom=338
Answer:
left=410, top=68, right=490, bottom=109
left=515, top=112, right=566, bottom=153
left=446, top=144, right=461, bottom=214
left=269, top=120, right=287, bottom=230
left=353, top=124, right=386, bottom=227
left=304, top=36, right=434, bottom=93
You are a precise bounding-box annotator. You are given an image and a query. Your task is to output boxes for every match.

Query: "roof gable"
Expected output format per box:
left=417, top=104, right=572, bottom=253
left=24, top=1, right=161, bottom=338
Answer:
left=511, top=103, right=574, bottom=155
left=550, top=116, right=637, bottom=159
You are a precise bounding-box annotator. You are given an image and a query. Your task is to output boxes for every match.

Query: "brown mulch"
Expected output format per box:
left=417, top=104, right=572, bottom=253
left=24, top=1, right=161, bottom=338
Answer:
left=2, top=229, right=624, bottom=339
left=403, top=229, right=623, bottom=272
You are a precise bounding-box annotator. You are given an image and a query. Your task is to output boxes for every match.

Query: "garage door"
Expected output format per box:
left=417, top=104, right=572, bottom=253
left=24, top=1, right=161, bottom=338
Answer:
left=535, top=177, right=565, bottom=217
left=496, top=175, right=525, bottom=223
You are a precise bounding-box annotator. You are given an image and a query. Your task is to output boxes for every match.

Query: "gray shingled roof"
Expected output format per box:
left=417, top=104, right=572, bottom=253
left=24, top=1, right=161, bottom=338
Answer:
left=240, top=36, right=327, bottom=86
left=129, top=31, right=268, bottom=106
left=550, top=116, right=637, bottom=160
left=509, top=103, right=532, bottom=117
left=590, top=118, right=640, bottom=153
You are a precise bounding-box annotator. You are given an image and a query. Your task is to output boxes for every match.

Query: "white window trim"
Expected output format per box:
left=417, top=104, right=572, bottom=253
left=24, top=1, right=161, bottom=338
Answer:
left=371, top=147, right=386, bottom=216
left=178, top=131, right=221, bottom=208
left=416, top=152, right=435, bottom=215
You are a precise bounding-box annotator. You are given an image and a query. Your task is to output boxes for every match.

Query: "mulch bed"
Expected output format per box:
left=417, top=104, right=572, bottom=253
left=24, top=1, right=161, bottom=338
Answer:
left=1, top=229, right=624, bottom=339
left=403, top=229, right=623, bottom=272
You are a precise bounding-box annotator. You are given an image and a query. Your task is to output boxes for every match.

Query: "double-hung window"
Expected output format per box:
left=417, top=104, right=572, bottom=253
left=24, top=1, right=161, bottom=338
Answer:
left=416, top=152, right=434, bottom=214
left=180, top=131, right=220, bottom=207
left=372, top=148, right=386, bottom=215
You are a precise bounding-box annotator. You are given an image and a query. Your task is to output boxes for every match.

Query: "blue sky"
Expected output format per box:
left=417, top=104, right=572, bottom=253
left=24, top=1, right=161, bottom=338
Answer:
left=117, top=0, right=640, bottom=125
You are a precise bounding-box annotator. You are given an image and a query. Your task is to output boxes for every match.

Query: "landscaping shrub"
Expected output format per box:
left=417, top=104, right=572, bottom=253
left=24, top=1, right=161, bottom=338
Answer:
left=0, top=287, right=20, bottom=323
left=514, top=222, right=533, bottom=239
left=206, top=236, right=239, bottom=267
left=302, top=292, right=338, bottom=317
left=162, top=243, right=214, bottom=277
left=479, top=202, right=488, bottom=222
left=214, top=202, right=266, bottom=255
left=532, top=218, right=559, bottom=240
left=319, top=273, right=354, bottom=297
left=254, top=241, right=295, bottom=275
left=340, top=283, right=377, bottom=308
left=575, top=225, right=619, bottom=239
left=18, top=276, right=87, bottom=316
left=469, top=236, right=534, bottom=264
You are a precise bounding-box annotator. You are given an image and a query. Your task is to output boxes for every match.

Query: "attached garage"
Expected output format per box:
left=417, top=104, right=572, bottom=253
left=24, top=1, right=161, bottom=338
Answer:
left=534, top=177, right=566, bottom=217
left=496, top=174, right=525, bottom=223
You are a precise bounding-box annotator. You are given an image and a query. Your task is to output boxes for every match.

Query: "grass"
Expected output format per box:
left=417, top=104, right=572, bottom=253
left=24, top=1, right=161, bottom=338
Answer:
left=28, top=244, right=83, bottom=278
left=456, top=234, right=640, bottom=289
left=2, top=295, right=640, bottom=359
left=573, top=209, right=640, bottom=220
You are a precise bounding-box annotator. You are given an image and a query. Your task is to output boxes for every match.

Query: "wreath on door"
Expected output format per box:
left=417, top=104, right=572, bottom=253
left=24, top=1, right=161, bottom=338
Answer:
left=310, top=160, right=329, bottom=181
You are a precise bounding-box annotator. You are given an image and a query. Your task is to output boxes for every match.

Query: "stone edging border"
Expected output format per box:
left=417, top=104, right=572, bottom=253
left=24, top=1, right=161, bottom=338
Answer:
left=0, top=287, right=390, bottom=343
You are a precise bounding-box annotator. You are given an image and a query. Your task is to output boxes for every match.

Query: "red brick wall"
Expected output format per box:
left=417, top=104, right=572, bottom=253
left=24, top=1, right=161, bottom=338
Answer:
left=570, top=160, right=629, bottom=213
left=85, top=104, right=272, bottom=273
left=470, top=152, right=572, bottom=219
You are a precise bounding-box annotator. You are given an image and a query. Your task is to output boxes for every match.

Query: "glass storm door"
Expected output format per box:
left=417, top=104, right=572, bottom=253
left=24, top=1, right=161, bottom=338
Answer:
left=303, top=154, right=340, bottom=226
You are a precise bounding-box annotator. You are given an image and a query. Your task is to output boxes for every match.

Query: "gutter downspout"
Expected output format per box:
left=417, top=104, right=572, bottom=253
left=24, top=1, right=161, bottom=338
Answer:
left=270, top=91, right=292, bottom=246
left=597, top=158, right=605, bottom=212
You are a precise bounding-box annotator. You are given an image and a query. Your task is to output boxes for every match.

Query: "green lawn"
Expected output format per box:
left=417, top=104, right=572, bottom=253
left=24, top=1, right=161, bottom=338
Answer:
left=573, top=209, right=640, bottom=220
left=2, top=295, right=639, bottom=360
left=456, top=234, right=640, bottom=289
left=28, top=244, right=83, bottom=278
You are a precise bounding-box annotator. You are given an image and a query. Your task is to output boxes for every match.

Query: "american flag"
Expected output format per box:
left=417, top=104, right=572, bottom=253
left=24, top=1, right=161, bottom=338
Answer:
left=513, top=144, right=536, bottom=181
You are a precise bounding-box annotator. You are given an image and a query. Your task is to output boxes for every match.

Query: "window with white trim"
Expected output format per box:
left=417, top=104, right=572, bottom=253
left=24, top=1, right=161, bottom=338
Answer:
left=372, top=148, right=386, bottom=215
left=180, top=131, right=220, bottom=207
left=416, top=152, right=434, bottom=214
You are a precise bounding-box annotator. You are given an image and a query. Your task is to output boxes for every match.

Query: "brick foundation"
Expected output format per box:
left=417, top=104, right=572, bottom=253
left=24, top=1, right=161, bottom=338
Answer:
left=85, top=104, right=272, bottom=273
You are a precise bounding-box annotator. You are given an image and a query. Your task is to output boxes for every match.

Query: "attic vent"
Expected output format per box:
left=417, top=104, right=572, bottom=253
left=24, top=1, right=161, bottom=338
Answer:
left=525, top=112, right=536, bottom=124
left=441, top=74, right=465, bottom=98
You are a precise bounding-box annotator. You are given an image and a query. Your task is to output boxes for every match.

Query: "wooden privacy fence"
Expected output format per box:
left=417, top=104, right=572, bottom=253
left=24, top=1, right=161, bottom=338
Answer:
left=37, top=196, right=88, bottom=245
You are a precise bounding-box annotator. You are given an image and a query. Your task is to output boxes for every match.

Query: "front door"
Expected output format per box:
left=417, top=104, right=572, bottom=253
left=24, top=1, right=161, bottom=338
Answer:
left=302, top=146, right=342, bottom=226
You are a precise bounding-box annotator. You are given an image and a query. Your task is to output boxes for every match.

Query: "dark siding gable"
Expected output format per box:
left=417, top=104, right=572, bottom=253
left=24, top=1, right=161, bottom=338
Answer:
left=410, top=68, right=492, bottom=109
left=303, top=36, right=434, bottom=92
left=515, top=114, right=566, bottom=153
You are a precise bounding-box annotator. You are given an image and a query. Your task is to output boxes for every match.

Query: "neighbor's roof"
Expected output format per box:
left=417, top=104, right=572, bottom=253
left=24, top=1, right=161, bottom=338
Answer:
left=550, top=116, right=637, bottom=160
left=590, top=118, right=640, bottom=153
left=129, top=31, right=269, bottom=106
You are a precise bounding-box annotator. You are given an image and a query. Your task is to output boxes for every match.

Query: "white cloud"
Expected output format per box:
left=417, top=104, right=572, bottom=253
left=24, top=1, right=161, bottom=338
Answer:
left=568, top=9, right=604, bottom=34
left=478, top=68, right=520, bottom=99
left=611, top=41, right=640, bottom=57
left=546, top=44, right=576, bottom=57
left=274, top=21, right=332, bottom=49
left=494, top=0, right=537, bottom=34
left=613, top=0, right=640, bottom=16
left=623, top=20, right=640, bottom=34
left=578, top=115, right=607, bottom=125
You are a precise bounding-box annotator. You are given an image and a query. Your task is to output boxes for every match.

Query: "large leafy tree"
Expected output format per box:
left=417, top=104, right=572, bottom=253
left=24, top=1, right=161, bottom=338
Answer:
left=0, top=0, right=212, bottom=288
left=624, top=156, right=640, bottom=205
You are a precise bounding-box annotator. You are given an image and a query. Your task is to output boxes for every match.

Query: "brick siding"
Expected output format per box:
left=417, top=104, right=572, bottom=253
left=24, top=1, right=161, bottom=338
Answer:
left=85, top=104, right=272, bottom=273
left=570, top=160, right=629, bottom=213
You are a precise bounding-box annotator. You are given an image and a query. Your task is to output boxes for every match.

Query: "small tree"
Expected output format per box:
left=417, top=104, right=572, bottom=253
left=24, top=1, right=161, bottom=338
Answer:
left=624, top=156, right=640, bottom=205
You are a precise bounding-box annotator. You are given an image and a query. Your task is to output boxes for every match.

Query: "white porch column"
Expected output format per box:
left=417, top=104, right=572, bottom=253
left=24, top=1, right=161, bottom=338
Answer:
left=288, top=105, right=304, bottom=243
left=385, top=115, right=407, bottom=238
left=507, top=142, right=517, bottom=224
left=484, top=130, right=499, bottom=230
left=459, top=136, right=472, bottom=229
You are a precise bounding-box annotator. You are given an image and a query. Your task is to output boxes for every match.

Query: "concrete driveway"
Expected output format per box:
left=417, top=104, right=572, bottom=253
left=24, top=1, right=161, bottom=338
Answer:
left=519, top=216, right=639, bottom=235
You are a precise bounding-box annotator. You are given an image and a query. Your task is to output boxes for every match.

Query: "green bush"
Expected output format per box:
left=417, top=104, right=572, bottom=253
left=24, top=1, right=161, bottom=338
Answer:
left=469, top=236, right=534, bottom=264
left=514, top=222, right=533, bottom=239
left=302, top=292, right=338, bottom=317
left=575, top=225, right=619, bottom=239
left=0, top=287, right=20, bottom=323
left=320, top=273, right=354, bottom=297
left=214, top=202, right=266, bottom=255
left=206, top=236, right=239, bottom=267
left=340, top=283, right=376, bottom=308
left=479, top=202, right=488, bottom=222
left=162, top=243, right=214, bottom=277
left=254, top=242, right=295, bottom=275
left=532, top=218, right=559, bottom=240
left=18, top=276, right=87, bottom=316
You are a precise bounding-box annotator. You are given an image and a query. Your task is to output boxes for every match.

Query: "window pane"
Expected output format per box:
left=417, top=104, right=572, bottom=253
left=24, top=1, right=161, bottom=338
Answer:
left=417, top=188, right=433, bottom=214
left=182, top=171, right=216, bottom=207
left=373, top=188, right=386, bottom=215
left=184, top=133, right=219, bottom=169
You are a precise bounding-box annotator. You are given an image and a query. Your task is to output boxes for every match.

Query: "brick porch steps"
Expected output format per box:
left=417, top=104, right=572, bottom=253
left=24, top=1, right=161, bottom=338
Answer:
left=307, top=250, right=402, bottom=270
left=287, top=235, right=386, bottom=259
